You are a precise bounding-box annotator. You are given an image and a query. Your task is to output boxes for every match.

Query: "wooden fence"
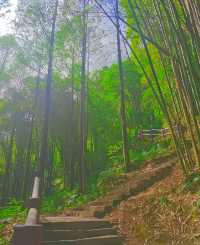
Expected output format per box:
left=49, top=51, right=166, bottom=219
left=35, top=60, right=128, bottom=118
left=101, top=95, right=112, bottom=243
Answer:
left=138, top=126, right=179, bottom=140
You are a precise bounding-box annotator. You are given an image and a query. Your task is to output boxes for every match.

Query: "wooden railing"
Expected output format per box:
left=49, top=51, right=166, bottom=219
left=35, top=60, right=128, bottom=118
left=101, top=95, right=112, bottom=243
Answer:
left=139, top=128, right=171, bottom=139
left=12, top=175, right=43, bottom=245
left=26, top=176, right=40, bottom=225
left=138, top=126, right=179, bottom=140
left=138, top=121, right=200, bottom=140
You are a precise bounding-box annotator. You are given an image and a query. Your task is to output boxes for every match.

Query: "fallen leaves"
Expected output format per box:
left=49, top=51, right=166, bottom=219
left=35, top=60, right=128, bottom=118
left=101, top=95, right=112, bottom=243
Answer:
left=107, top=165, right=200, bottom=244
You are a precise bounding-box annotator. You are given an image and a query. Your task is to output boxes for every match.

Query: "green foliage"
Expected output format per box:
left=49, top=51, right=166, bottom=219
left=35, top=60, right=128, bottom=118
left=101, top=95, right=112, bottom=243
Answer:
left=97, top=164, right=125, bottom=194
left=195, top=198, right=200, bottom=209
left=88, top=60, right=165, bottom=172
left=42, top=165, right=127, bottom=213
left=42, top=190, right=75, bottom=213
left=0, top=72, right=10, bottom=82
left=183, top=173, right=200, bottom=193
left=0, top=199, right=25, bottom=220
left=0, top=199, right=27, bottom=245
left=0, top=200, right=25, bottom=244
left=159, top=195, right=170, bottom=207
left=131, top=139, right=172, bottom=168
left=0, top=232, right=9, bottom=245
left=42, top=187, right=100, bottom=214
left=0, top=35, right=16, bottom=48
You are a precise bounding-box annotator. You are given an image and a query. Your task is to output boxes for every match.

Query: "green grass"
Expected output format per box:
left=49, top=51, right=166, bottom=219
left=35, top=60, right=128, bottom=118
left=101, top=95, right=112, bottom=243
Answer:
left=42, top=188, right=99, bottom=214
left=0, top=199, right=26, bottom=244
left=182, top=173, right=200, bottom=193
left=0, top=199, right=25, bottom=220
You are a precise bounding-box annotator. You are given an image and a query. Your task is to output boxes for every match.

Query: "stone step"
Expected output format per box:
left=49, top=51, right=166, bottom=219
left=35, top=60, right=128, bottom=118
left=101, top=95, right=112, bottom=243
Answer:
left=44, top=228, right=117, bottom=241
left=80, top=205, right=106, bottom=218
left=42, top=217, right=112, bottom=230
left=43, top=235, right=123, bottom=245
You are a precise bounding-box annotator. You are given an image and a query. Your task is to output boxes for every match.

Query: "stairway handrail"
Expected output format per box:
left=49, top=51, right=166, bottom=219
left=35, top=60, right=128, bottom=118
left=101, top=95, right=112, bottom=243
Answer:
left=12, top=175, right=43, bottom=245
left=25, top=176, right=40, bottom=225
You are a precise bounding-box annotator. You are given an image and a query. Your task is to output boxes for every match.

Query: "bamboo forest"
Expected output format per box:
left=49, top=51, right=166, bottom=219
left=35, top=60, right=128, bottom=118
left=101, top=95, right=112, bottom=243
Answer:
left=0, top=0, right=199, bottom=244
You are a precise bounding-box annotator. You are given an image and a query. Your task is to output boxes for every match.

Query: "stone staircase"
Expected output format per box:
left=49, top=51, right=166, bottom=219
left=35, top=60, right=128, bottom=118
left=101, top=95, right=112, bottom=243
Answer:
left=42, top=216, right=123, bottom=245
left=40, top=159, right=176, bottom=245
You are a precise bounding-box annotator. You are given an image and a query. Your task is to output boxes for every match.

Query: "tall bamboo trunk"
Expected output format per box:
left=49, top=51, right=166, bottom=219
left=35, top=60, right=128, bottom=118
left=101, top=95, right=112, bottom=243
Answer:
left=69, top=48, right=75, bottom=190
left=23, top=67, right=41, bottom=199
left=79, top=0, right=87, bottom=193
left=45, top=144, right=54, bottom=195
left=39, top=0, right=58, bottom=192
left=115, top=0, right=130, bottom=171
left=1, top=115, right=16, bottom=205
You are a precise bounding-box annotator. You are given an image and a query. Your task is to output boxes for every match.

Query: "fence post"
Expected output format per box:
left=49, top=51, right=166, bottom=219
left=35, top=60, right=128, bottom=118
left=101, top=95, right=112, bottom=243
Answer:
left=12, top=176, right=42, bottom=245
left=11, top=224, right=43, bottom=245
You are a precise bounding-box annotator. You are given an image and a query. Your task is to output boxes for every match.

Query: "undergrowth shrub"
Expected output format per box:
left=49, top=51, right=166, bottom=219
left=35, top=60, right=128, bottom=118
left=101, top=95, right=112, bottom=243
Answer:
left=42, top=186, right=100, bottom=214
left=183, top=173, right=200, bottom=193
left=0, top=199, right=25, bottom=220
left=97, top=164, right=125, bottom=193
left=0, top=199, right=25, bottom=245
left=159, top=195, right=170, bottom=207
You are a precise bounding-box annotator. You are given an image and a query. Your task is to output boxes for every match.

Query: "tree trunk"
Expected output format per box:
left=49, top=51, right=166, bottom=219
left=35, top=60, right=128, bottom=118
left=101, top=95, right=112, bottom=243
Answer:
left=45, top=144, right=54, bottom=195
left=23, top=67, right=41, bottom=199
left=1, top=115, right=16, bottom=205
left=39, top=0, right=58, bottom=192
left=115, top=0, right=130, bottom=171
left=79, top=0, right=87, bottom=193
left=69, top=48, right=75, bottom=190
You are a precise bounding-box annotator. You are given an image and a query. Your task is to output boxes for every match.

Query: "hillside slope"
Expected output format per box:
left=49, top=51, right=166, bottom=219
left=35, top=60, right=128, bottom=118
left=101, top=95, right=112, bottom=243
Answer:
left=107, top=165, right=200, bottom=244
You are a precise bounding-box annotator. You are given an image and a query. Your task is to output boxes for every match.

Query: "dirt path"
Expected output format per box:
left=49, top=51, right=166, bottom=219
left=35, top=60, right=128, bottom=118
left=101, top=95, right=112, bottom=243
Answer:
left=61, top=154, right=200, bottom=244
left=106, top=165, right=200, bottom=245
left=63, top=155, right=177, bottom=220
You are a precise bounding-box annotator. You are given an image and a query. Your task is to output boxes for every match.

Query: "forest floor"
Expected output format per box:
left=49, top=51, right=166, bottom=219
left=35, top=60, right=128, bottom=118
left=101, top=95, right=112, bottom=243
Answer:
left=62, top=154, right=200, bottom=245
left=106, top=164, right=200, bottom=245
